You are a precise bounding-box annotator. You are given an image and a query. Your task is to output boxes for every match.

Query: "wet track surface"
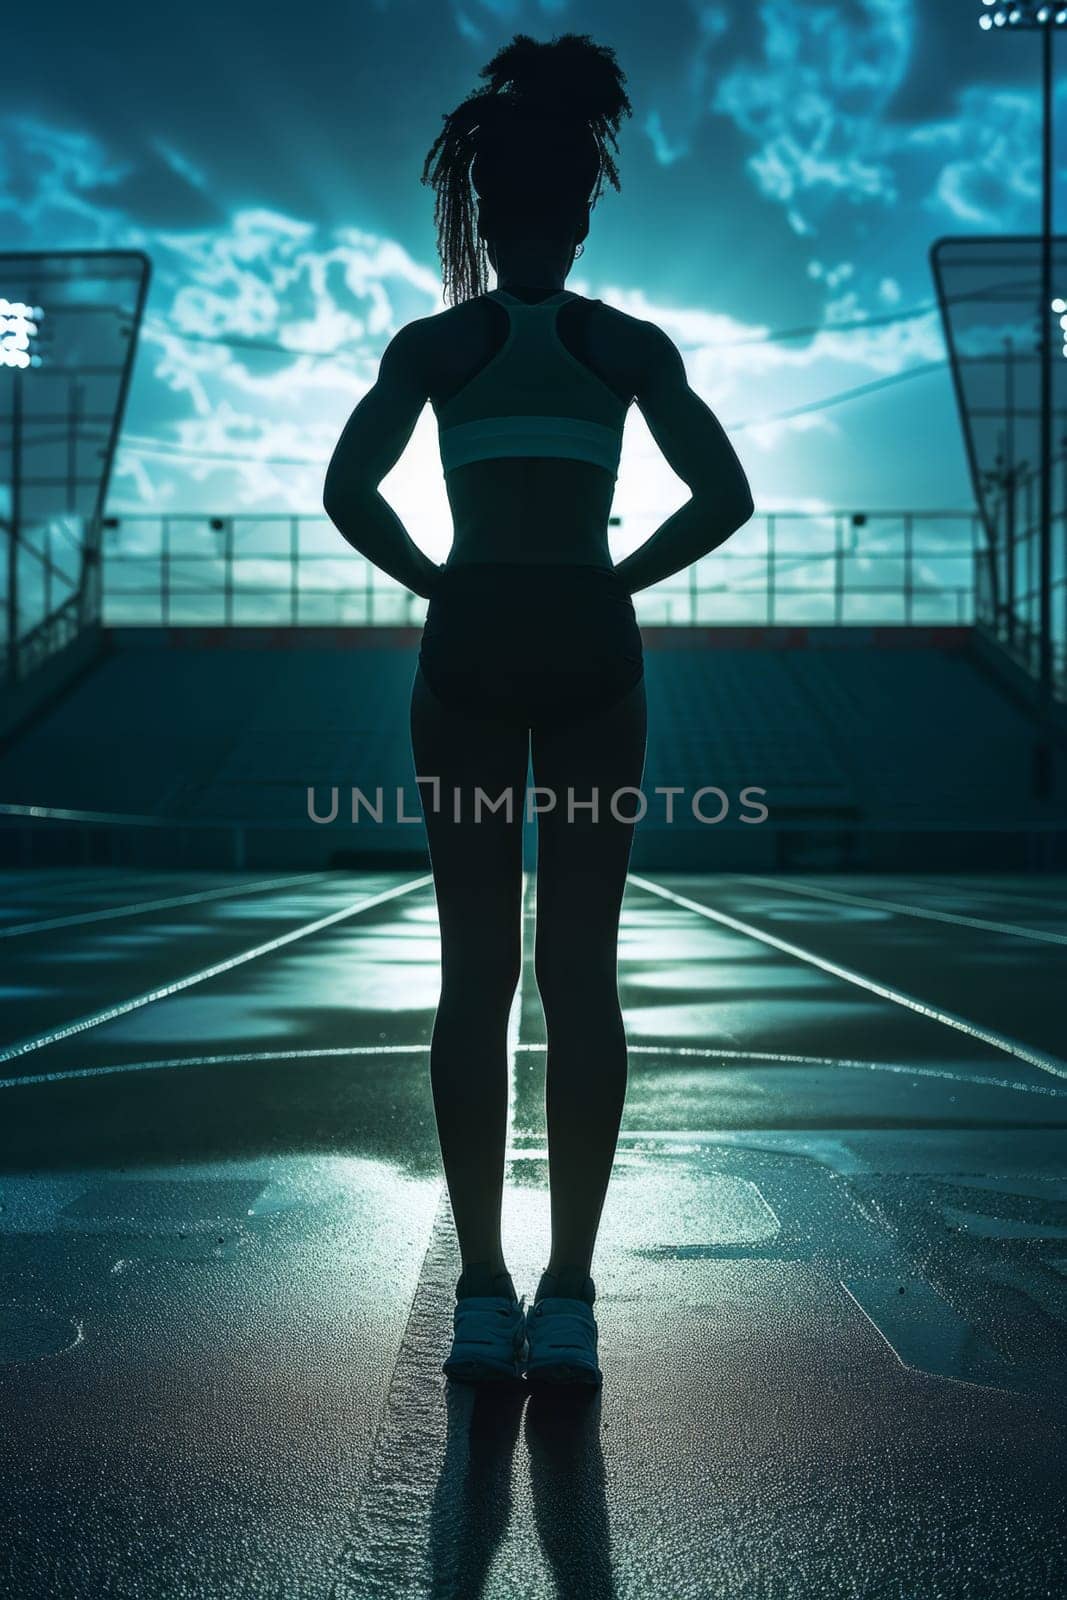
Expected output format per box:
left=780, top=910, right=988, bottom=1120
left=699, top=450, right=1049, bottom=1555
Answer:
left=1, top=869, right=1065, bottom=1598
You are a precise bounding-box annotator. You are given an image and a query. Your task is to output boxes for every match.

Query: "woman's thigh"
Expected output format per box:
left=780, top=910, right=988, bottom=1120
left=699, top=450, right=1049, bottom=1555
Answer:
left=530, top=676, right=648, bottom=957
left=409, top=662, right=530, bottom=965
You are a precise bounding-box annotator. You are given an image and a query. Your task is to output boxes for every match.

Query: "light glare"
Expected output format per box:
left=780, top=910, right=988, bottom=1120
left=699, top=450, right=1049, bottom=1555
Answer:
left=0, top=296, right=44, bottom=372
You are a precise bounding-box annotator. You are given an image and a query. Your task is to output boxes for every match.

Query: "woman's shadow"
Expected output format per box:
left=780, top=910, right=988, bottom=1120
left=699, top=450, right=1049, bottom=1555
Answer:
left=427, top=1380, right=617, bottom=1599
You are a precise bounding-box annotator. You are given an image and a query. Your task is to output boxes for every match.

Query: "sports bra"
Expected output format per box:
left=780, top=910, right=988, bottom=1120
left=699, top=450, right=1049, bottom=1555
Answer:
left=436, top=289, right=629, bottom=479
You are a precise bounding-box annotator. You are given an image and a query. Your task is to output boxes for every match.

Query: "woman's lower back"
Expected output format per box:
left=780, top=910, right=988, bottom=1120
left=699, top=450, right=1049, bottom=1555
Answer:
left=443, top=454, right=619, bottom=569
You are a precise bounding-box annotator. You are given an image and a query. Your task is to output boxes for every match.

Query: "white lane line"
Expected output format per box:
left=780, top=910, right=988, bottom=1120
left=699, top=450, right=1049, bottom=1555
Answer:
left=504, top=873, right=533, bottom=1175
left=0, top=870, right=337, bottom=938
left=625, top=1045, right=1067, bottom=1100
left=0, top=868, right=146, bottom=902
left=626, top=872, right=1067, bottom=1081
left=5, top=1041, right=1064, bottom=1102
left=0, top=874, right=434, bottom=1066
left=890, top=875, right=1067, bottom=915
left=334, top=1187, right=455, bottom=1595
left=0, top=1044, right=428, bottom=1089
left=731, top=873, right=1067, bottom=947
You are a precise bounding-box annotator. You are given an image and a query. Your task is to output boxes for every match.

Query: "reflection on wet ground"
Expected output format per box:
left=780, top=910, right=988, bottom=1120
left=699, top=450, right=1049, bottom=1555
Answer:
left=1, top=868, right=1065, bottom=1597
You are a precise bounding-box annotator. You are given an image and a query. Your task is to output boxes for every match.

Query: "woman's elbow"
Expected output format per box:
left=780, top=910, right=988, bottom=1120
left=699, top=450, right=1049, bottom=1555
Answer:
left=694, top=479, right=753, bottom=529
left=734, top=489, right=755, bottom=528
left=719, top=469, right=754, bottom=527
left=322, top=468, right=341, bottom=522
left=322, top=470, right=359, bottom=524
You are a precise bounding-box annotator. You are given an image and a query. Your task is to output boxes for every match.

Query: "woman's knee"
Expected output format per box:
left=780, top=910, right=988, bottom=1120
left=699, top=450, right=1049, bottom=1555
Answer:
left=534, top=944, right=618, bottom=1016
left=441, top=943, right=522, bottom=1010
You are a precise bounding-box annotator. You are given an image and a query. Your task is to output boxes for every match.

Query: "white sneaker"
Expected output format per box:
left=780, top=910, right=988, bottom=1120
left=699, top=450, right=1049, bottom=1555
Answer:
left=442, top=1294, right=527, bottom=1382
left=525, top=1296, right=603, bottom=1387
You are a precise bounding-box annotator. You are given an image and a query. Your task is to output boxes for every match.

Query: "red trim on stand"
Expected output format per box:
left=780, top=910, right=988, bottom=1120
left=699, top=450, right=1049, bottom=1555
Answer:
left=108, top=625, right=971, bottom=653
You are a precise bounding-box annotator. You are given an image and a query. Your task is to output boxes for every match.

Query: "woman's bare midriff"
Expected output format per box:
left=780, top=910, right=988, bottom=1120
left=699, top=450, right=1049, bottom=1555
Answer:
left=442, top=454, right=619, bottom=569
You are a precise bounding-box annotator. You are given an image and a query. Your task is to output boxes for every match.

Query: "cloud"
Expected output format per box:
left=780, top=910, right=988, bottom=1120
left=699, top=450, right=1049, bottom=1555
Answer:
left=642, top=2, right=732, bottom=167
left=121, top=211, right=444, bottom=516
left=0, top=111, right=448, bottom=518
left=151, top=140, right=210, bottom=195
left=0, top=115, right=137, bottom=241
left=449, top=0, right=572, bottom=43
left=693, top=0, right=1056, bottom=248
left=908, top=85, right=1044, bottom=229
left=0, top=104, right=957, bottom=543
left=710, top=0, right=912, bottom=230
left=807, top=259, right=855, bottom=290
left=645, top=111, right=689, bottom=168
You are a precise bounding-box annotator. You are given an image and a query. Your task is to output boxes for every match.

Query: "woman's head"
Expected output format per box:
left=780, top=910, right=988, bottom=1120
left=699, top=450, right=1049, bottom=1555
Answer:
left=422, top=32, right=631, bottom=305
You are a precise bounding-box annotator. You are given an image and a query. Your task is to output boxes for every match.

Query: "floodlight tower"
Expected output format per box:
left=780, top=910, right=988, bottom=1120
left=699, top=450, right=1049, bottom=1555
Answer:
left=1, top=298, right=45, bottom=682
left=979, top=2, right=1065, bottom=718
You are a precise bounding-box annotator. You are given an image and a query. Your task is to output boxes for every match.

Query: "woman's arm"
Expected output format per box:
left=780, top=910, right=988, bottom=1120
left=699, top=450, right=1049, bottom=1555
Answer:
left=612, top=323, right=754, bottom=595
left=322, top=324, right=443, bottom=599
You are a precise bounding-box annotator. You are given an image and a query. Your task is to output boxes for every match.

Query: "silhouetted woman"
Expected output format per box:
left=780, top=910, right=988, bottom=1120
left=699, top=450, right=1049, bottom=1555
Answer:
left=324, top=32, right=753, bottom=1387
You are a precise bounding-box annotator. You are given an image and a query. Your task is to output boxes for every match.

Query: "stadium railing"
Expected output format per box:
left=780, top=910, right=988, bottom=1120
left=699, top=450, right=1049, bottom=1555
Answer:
left=98, top=509, right=981, bottom=630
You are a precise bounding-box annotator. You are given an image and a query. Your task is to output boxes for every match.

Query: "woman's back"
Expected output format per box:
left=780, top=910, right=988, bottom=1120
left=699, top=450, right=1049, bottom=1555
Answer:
left=422, top=291, right=650, bottom=568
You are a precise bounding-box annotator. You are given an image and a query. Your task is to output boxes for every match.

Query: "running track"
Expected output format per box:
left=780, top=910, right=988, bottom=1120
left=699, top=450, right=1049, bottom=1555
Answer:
left=1, top=868, right=1065, bottom=1598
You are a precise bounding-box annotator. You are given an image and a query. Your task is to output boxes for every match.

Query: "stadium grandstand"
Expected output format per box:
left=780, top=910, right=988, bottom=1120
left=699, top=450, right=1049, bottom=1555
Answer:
left=2, top=245, right=1064, bottom=873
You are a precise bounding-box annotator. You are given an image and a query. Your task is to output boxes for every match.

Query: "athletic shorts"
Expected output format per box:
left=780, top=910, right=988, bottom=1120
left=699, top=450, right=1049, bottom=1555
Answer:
left=418, top=562, right=644, bottom=731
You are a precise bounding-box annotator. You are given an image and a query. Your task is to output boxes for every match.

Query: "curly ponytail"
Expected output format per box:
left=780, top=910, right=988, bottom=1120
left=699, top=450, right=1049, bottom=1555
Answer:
left=421, top=32, right=632, bottom=306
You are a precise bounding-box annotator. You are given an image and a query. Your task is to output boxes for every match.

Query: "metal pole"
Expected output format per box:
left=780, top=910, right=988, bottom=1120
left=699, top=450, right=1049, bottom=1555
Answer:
left=224, top=518, right=234, bottom=627
left=766, top=515, right=775, bottom=626
left=834, top=516, right=844, bottom=624
left=67, top=377, right=78, bottom=513
left=1005, top=335, right=1016, bottom=645
left=162, top=517, right=170, bottom=628
left=8, top=367, right=23, bottom=684
left=290, top=516, right=299, bottom=626
left=1035, top=19, right=1054, bottom=794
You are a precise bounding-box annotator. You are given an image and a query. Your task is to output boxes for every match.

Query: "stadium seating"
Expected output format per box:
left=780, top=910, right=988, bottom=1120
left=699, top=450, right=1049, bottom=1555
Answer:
left=1, top=627, right=1063, bottom=869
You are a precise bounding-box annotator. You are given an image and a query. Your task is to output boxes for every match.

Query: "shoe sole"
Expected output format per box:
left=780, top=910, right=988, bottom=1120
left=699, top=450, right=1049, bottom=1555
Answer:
left=443, top=1358, right=524, bottom=1383
left=525, top=1360, right=602, bottom=1388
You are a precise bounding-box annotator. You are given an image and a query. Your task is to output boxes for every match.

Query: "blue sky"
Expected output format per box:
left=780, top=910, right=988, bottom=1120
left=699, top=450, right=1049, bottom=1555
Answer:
left=3, top=0, right=1065, bottom=564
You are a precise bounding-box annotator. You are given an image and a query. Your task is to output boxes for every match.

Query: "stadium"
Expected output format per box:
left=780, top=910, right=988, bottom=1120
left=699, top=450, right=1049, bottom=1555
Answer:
left=1, top=9, right=1066, bottom=1598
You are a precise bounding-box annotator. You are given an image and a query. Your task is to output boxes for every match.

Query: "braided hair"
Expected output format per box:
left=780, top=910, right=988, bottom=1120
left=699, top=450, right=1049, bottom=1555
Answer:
left=422, top=32, right=632, bottom=306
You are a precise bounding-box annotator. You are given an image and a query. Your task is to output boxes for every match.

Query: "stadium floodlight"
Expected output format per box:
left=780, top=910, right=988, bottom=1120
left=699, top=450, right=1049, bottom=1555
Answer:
left=979, top=1, right=1061, bottom=711
left=0, top=299, right=44, bottom=369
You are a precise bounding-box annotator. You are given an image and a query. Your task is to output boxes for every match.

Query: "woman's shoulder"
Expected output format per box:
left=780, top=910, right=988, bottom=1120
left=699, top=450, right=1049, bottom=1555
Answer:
left=396, top=292, right=670, bottom=400
left=392, top=299, right=491, bottom=388
left=572, top=297, right=667, bottom=399
left=590, top=298, right=679, bottom=355
left=395, top=299, right=499, bottom=404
